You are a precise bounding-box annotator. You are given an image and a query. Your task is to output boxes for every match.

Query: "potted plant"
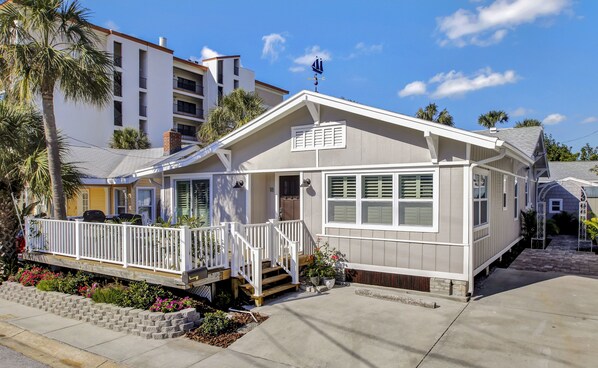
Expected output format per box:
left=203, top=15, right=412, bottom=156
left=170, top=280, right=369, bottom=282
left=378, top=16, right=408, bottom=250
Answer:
left=321, top=266, right=336, bottom=290
left=305, top=266, right=320, bottom=286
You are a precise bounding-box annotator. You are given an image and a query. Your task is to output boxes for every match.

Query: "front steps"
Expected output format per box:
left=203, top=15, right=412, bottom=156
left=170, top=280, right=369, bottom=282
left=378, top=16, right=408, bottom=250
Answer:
left=235, top=260, right=298, bottom=307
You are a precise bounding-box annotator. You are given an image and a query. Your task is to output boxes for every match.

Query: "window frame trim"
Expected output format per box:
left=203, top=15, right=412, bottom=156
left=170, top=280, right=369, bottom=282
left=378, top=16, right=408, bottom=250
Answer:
left=135, top=187, right=156, bottom=223
left=173, top=176, right=213, bottom=225
left=548, top=198, right=563, bottom=214
left=514, top=178, right=519, bottom=221
left=473, top=169, right=490, bottom=230
left=113, top=187, right=128, bottom=215
left=323, top=168, right=439, bottom=232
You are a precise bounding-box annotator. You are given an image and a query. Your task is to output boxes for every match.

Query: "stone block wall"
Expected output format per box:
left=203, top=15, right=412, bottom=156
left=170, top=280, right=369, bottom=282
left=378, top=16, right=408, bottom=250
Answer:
left=429, top=278, right=468, bottom=297
left=0, top=282, right=200, bottom=340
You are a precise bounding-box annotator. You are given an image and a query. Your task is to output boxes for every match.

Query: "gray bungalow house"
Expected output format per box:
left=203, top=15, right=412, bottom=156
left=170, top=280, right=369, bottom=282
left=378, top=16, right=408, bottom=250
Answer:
left=135, top=91, right=549, bottom=297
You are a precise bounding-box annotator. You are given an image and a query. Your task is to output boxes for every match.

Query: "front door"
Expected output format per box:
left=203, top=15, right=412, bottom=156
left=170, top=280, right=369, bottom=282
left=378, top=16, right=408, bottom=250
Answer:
left=279, top=175, right=300, bottom=221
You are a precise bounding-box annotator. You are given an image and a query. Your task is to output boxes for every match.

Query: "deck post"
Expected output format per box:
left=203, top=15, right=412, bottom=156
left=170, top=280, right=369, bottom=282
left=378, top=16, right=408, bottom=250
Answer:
left=180, top=225, right=192, bottom=272
left=24, top=216, right=31, bottom=252
left=291, top=240, right=299, bottom=284
left=268, top=219, right=276, bottom=265
left=122, top=222, right=130, bottom=268
left=74, top=219, right=83, bottom=260
left=252, top=248, right=262, bottom=297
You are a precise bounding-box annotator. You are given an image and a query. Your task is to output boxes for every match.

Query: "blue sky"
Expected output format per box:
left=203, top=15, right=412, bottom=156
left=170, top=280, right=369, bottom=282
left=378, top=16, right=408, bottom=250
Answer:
left=81, top=0, right=598, bottom=151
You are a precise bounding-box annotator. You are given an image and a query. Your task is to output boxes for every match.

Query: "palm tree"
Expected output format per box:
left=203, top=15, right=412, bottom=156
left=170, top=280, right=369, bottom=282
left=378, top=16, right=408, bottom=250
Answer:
left=109, top=128, right=151, bottom=149
left=478, top=110, right=509, bottom=129
left=0, top=101, right=81, bottom=214
left=514, top=119, right=542, bottom=128
left=415, top=103, right=454, bottom=127
left=0, top=0, right=112, bottom=219
left=198, top=89, right=266, bottom=144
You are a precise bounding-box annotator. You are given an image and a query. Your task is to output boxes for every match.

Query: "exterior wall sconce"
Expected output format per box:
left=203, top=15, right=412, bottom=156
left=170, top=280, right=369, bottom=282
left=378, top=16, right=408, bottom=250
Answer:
left=233, top=180, right=244, bottom=189
left=300, top=178, right=311, bottom=188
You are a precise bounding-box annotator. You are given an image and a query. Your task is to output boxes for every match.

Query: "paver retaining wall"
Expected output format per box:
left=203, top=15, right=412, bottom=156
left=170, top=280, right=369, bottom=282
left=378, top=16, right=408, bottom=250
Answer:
left=0, top=281, right=200, bottom=340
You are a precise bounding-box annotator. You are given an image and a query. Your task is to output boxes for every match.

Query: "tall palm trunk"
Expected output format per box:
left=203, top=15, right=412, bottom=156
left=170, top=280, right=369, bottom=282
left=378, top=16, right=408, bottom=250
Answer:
left=40, top=88, right=66, bottom=219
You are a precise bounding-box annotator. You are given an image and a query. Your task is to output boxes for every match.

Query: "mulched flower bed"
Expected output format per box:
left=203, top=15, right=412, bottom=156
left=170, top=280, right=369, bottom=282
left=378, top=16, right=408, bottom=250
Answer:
left=186, top=311, right=268, bottom=348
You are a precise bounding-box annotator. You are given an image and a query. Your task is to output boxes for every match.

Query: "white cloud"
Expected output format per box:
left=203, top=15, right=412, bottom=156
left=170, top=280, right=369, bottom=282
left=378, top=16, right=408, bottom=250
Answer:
left=289, top=66, right=305, bottom=73
left=511, top=107, right=531, bottom=117
left=346, top=42, right=383, bottom=59
left=398, top=68, right=518, bottom=99
left=542, top=113, right=566, bottom=125
left=104, top=20, right=119, bottom=31
left=431, top=68, right=518, bottom=98
left=437, top=0, right=571, bottom=47
left=261, top=33, right=286, bottom=62
left=200, top=46, right=221, bottom=60
left=581, top=116, right=598, bottom=124
left=398, top=81, right=427, bottom=98
left=293, top=46, right=332, bottom=66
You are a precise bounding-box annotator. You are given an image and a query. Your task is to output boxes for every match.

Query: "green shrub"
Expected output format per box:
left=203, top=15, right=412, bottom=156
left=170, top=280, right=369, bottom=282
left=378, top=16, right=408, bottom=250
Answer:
left=56, top=271, right=91, bottom=295
left=520, top=209, right=537, bottom=243
left=92, top=284, right=126, bottom=304
left=546, top=219, right=559, bottom=236
left=199, top=310, right=233, bottom=336
left=213, top=290, right=232, bottom=310
left=116, top=281, right=172, bottom=310
left=36, top=277, right=61, bottom=291
left=552, top=211, right=578, bottom=235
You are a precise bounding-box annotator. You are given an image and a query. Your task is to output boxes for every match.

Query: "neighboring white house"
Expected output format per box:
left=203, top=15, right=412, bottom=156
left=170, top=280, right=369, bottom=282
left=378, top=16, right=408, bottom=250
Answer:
left=43, top=25, right=288, bottom=148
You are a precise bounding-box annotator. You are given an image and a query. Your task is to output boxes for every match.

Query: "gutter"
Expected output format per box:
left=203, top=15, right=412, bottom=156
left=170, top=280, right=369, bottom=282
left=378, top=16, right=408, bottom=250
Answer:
left=467, top=148, right=507, bottom=296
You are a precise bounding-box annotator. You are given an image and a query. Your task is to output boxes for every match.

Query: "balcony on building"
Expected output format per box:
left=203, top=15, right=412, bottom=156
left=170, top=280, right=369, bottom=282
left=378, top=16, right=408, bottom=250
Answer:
left=173, top=101, right=203, bottom=119
left=173, top=77, right=203, bottom=96
left=176, top=123, right=198, bottom=140
left=139, top=104, right=147, bottom=117
left=139, top=75, right=147, bottom=89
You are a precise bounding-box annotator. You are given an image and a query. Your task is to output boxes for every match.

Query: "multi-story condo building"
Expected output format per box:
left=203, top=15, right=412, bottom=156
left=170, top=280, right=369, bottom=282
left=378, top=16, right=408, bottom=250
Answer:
left=51, top=25, right=288, bottom=148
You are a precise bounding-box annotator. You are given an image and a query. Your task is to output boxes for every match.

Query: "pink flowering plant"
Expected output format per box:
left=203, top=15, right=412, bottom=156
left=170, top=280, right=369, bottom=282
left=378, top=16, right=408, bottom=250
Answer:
left=78, top=282, right=99, bottom=298
left=149, top=296, right=195, bottom=313
left=305, top=242, right=345, bottom=278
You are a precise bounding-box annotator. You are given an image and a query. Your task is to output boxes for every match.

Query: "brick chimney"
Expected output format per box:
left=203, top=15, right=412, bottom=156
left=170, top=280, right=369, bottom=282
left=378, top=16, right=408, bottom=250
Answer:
left=163, top=129, right=182, bottom=155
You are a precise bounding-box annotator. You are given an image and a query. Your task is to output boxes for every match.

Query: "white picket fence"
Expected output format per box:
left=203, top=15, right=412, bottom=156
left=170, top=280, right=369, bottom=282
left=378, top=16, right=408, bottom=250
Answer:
left=25, top=217, right=315, bottom=296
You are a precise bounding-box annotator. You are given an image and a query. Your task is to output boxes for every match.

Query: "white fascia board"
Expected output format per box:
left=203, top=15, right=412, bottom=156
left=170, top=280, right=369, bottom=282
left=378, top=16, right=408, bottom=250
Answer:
left=304, top=92, right=500, bottom=150
left=81, top=178, right=109, bottom=185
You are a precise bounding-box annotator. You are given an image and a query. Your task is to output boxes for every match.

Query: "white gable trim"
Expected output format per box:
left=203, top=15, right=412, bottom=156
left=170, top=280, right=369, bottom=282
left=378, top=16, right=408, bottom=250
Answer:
left=134, top=90, right=537, bottom=176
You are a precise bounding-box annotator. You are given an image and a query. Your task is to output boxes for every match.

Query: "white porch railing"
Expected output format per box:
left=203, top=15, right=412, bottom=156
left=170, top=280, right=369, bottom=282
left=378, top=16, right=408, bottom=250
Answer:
left=25, top=217, right=315, bottom=296
left=273, top=225, right=299, bottom=284
left=230, top=224, right=262, bottom=297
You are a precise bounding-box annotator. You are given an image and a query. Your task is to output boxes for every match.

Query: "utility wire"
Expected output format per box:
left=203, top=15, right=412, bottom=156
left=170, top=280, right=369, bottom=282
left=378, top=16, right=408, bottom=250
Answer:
left=560, top=128, right=598, bottom=144
left=64, top=134, right=163, bottom=160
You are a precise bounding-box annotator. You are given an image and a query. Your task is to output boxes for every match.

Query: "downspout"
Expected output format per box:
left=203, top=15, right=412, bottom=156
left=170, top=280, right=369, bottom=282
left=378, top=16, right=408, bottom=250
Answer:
left=467, top=148, right=507, bottom=296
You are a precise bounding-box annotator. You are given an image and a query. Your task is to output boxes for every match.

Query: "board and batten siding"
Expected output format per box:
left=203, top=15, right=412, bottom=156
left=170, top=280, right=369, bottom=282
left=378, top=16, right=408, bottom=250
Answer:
left=317, top=166, right=465, bottom=275
left=471, top=153, right=526, bottom=272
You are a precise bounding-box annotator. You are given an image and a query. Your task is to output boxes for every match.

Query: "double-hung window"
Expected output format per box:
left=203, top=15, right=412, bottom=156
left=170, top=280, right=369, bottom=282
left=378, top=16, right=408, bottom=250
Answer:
left=502, top=175, right=507, bottom=210
left=549, top=199, right=563, bottom=214
left=361, top=175, right=393, bottom=225
left=326, top=171, right=437, bottom=230
left=399, top=174, right=434, bottom=227
left=327, top=176, right=356, bottom=223
left=175, top=179, right=210, bottom=225
left=473, top=173, right=488, bottom=227
left=114, top=188, right=127, bottom=215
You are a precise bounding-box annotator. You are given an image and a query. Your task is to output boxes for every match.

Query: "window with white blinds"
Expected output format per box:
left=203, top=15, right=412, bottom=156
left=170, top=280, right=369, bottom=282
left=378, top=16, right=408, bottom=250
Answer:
left=326, top=171, right=437, bottom=230
left=398, top=174, right=434, bottom=227
left=327, top=176, right=356, bottom=223
left=175, top=179, right=210, bottom=225
left=291, top=123, right=346, bottom=151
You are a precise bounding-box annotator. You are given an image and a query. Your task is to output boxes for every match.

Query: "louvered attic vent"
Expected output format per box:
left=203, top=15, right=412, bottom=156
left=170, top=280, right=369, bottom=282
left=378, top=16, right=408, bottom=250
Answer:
left=291, top=122, right=346, bottom=151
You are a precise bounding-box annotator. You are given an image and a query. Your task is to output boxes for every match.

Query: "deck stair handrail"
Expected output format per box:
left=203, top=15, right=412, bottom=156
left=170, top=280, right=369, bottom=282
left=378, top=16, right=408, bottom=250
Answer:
left=239, top=223, right=271, bottom=261
left=230, top=223, right=262, bottom=297
left=271, top=221, right=299, bottom=284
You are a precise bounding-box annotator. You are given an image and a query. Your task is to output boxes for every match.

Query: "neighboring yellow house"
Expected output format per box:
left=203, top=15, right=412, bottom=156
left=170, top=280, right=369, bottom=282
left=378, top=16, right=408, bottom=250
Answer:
left=64, top=135, right=197, bottom=222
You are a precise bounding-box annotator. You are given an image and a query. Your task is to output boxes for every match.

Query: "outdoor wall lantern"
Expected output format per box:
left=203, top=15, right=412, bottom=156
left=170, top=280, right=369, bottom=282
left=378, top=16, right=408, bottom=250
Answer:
left=300, top=178, right=311, bottom=188
left=233, top=180, right=244, bottom=189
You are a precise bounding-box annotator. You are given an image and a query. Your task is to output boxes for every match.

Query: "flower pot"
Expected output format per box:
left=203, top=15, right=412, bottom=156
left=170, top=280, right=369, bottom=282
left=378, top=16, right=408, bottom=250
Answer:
left=309, top=276, right=320, bottom=286
left=323, top=277, right=335, bottom=290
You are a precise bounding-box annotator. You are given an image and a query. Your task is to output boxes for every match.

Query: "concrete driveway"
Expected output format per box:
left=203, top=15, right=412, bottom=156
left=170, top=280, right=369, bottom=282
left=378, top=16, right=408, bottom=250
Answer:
left=231, top=268, right=598, bottom=368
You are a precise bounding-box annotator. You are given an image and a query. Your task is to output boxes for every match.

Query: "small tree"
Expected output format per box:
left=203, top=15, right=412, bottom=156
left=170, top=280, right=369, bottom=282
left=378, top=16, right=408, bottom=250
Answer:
left=415, top=103, right=454, bottom=127
left=198, top=89, right=266, bottom=144
left=109, top=128, right=151, bottom=149
left=478, top=110, right=509, bottom=129
left=544, top=134, right=579, bottom=161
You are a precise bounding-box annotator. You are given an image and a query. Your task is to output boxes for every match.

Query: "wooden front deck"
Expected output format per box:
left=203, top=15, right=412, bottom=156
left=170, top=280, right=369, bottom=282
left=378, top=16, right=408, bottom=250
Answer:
left=22, top=252, right=231, bottom=290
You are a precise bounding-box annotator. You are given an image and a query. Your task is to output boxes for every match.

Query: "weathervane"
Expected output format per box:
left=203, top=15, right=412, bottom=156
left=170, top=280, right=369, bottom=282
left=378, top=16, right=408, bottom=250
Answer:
left=309, top=56, right=324, bottom=92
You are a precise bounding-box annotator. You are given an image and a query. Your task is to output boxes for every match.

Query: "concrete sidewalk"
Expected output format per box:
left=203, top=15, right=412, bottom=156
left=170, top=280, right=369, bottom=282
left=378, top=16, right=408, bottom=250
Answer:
left=0, top=299, right=293, bottom=368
